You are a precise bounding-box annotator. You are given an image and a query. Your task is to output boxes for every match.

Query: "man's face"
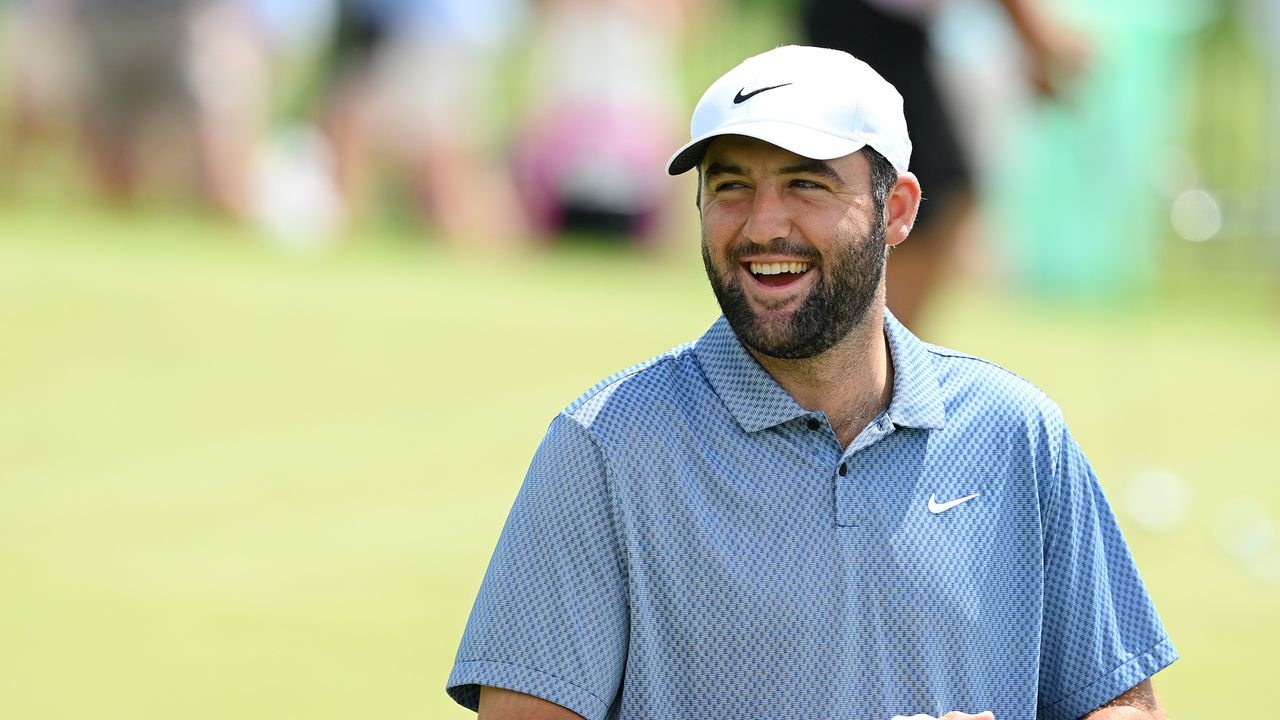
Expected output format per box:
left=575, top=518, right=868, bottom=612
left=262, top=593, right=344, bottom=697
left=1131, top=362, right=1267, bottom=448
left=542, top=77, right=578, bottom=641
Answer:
left=698, top=136, right=887, bottom=360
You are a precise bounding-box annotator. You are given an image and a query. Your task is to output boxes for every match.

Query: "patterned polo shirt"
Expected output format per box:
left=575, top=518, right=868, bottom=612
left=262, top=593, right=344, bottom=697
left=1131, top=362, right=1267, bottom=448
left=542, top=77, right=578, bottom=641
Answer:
left=447, top=312, right=1177, bottom=720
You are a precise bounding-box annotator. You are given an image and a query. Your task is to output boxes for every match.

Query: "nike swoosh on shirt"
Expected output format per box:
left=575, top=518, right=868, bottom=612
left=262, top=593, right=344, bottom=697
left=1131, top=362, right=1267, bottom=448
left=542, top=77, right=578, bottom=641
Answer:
left=733, top=83, right=792, bottom=104
left=927, top=492, right=981, bottom=514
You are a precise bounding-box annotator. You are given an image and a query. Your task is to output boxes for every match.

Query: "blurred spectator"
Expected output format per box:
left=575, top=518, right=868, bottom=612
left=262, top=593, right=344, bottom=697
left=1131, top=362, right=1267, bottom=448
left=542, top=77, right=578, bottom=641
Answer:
left=512, top=0, right=704, bottom=245
left=252, top=0, right=336, bottom=57
left=1245, top=0, right=1280, bottom=263
left=801, top=0, right=1087, bottom=329
left=318, top=0, right=530, bottom=248
left=0, top=0, right=79, bottom=189
left=69, top=0, right=265, bottom=217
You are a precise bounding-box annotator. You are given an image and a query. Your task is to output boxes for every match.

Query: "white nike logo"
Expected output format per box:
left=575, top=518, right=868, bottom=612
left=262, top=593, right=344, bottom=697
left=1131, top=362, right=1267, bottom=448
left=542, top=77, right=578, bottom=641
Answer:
left=927, top=492, right=981, bottom=514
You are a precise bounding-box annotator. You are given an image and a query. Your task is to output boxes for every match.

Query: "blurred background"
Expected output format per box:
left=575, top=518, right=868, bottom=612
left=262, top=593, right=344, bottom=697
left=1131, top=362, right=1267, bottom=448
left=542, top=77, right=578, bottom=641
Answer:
left=1, top=0, right=1276, bottom=717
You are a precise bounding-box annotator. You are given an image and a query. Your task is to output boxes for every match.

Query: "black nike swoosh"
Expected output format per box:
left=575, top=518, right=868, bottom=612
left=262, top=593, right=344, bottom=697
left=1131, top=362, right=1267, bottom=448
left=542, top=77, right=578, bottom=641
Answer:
left=733, top=83, right=792, bottom=104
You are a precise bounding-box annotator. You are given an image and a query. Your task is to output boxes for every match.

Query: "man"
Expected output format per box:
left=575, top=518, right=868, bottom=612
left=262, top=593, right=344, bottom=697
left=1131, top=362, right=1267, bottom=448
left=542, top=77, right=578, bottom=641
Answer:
left=447, top=46, right=1176, bottom=720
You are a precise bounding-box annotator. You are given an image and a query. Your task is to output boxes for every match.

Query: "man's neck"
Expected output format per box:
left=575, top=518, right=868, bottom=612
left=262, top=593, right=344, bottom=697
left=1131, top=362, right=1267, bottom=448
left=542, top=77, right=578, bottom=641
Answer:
left=747, top=306, right=894, bottom=449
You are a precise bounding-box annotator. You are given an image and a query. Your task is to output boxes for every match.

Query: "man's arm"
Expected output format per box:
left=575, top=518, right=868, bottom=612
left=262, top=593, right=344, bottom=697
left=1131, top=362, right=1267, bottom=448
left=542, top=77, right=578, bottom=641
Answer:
left=478, top=686, right=585, bottom=720
left=1084, top=679, right=1167, bottom=720
left=445, top=416, right=628, bottom=718
left=991, top=0, right=1090, bottom=97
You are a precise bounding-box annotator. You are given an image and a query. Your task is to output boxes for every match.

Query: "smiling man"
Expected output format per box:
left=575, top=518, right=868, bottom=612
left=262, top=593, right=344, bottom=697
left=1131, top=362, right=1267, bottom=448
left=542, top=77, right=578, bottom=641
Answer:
left=446, top=46, right=1177, bottom=720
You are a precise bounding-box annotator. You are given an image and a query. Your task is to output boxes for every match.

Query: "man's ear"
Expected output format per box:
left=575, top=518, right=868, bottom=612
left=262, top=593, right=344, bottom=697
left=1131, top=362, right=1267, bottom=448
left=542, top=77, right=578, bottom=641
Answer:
left=883, top=172, right=921, bottom=247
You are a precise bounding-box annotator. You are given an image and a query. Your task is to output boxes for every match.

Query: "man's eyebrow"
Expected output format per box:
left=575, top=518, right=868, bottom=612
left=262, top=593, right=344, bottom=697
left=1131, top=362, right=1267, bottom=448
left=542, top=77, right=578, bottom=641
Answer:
left=702, top=158, right=845, bottom=185
left=703, top=162, right=747, bottom=180
left=778, top=159, right=844, bottom=183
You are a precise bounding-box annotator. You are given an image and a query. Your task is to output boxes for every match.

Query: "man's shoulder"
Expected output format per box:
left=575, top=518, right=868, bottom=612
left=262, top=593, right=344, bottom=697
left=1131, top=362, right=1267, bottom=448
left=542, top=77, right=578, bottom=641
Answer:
left=562, top=339, right=705, bottom=428
left=920, top=340, right=1063, bottom=423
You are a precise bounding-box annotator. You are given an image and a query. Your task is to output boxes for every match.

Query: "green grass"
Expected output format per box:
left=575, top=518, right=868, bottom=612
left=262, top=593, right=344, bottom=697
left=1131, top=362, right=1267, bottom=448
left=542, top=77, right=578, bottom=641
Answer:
left=1, top=202, right=1277, bottom=719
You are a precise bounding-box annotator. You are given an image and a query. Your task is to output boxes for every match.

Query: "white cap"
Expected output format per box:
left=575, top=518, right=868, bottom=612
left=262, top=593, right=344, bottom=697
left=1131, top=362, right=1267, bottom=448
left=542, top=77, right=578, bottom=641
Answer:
left=666, top=45, right=912, bottom=175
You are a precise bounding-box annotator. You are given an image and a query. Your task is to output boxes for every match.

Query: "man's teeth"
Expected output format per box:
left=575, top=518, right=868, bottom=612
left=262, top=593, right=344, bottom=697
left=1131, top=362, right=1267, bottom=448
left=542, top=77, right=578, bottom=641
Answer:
left=749, top=261, right=811, bottom=276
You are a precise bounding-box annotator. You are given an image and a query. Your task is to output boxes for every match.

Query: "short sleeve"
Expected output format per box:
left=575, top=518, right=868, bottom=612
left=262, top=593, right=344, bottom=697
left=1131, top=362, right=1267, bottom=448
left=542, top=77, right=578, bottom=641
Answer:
left=1036, top=424, right=1178, bottom=720
left=446, top=414, right=629, bottom=720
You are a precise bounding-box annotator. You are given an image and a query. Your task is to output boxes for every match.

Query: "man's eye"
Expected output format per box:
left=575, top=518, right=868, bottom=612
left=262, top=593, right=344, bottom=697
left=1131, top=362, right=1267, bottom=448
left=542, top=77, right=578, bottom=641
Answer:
left=791, top=179, right=824, bottom=190
left=713, top=181, right=748, bottom=192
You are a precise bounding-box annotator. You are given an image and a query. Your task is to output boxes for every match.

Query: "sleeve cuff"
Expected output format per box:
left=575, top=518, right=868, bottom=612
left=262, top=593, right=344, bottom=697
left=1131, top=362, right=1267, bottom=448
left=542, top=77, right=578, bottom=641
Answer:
left=1039, top=637, right=1179, bottom=720
left=446, top=659, right=611, bottom=720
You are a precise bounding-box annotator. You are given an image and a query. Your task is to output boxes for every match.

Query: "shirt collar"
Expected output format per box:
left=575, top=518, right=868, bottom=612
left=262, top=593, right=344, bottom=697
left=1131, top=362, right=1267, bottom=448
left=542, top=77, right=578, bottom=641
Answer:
left=692, top=310, right=946, bottom=433
left=883, top=309, right=947, bottom=430
left=692, top=317, right=808, bottom=433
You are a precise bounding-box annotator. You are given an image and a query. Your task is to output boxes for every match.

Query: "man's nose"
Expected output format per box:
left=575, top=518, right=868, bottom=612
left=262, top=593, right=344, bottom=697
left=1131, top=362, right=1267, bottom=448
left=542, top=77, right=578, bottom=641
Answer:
left=741, top=186, right=792, bottom=245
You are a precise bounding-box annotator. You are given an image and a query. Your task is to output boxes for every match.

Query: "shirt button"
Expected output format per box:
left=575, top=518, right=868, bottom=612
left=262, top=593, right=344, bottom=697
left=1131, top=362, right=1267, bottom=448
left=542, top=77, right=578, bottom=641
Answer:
left=838, top=463, right=848, bottom=477
left=806, top=418, right=821, bottom=431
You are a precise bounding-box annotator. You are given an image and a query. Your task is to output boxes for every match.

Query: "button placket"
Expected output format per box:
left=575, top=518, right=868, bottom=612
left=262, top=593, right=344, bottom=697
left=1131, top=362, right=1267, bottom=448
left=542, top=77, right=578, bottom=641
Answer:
left=835, top=458, right=865, bottom=527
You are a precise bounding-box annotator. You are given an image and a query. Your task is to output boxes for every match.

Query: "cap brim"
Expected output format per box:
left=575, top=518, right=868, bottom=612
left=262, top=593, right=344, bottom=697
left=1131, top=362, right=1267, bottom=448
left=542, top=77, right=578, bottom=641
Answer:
left=666, top=121, right=867, bottom=175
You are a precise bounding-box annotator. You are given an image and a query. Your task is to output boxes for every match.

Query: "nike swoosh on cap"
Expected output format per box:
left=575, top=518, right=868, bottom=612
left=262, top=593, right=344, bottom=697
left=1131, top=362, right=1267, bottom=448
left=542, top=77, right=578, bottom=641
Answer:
left=733, top=83, right=792, bottom=104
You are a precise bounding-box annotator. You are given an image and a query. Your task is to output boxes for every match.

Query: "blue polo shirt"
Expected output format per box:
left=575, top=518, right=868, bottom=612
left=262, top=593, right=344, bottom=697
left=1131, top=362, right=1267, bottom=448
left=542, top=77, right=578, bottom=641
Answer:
left=447, top=313, right=1176, bottom=720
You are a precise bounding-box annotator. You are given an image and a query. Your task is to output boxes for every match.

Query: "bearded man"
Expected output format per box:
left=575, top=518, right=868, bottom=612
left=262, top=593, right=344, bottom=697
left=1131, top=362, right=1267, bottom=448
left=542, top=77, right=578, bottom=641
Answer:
left=447, top=46, right=1177, bottom=720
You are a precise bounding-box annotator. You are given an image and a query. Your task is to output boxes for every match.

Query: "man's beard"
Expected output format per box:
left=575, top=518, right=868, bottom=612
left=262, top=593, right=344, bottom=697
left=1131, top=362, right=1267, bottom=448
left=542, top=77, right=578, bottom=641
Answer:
left=702, top=221, right=886, bottom=360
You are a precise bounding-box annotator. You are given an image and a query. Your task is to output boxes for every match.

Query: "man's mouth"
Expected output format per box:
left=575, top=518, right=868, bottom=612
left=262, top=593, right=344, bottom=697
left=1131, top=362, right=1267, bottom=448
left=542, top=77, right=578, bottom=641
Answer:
left=746, top=261, right=812, bottom=288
